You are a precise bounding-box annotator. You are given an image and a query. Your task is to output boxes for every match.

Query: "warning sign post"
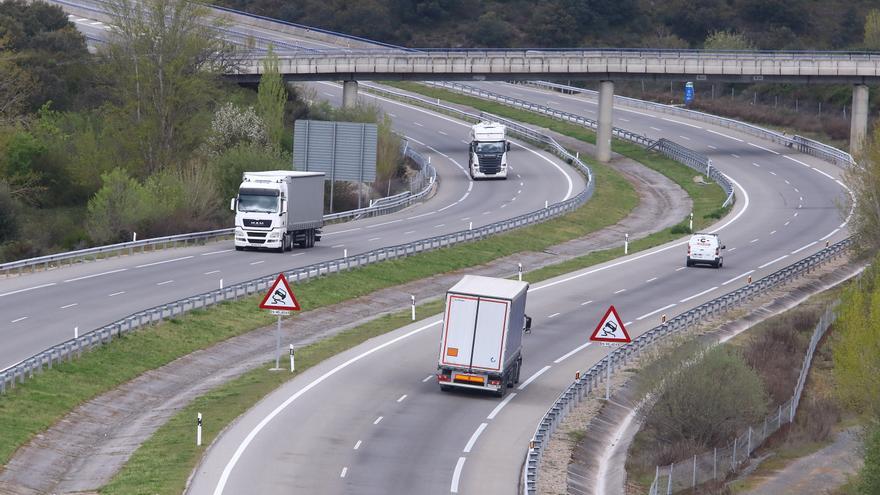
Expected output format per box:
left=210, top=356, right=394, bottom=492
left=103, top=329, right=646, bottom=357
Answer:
left=260, top=274, right=301, bottom=370
left=589, top=305, right=631, bottom=344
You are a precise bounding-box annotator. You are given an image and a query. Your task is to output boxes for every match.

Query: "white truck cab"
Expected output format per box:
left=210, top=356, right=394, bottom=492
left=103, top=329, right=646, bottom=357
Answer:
left=468, top=122, right=510, bottom=180
left=686, top=233, right=725, bottom=268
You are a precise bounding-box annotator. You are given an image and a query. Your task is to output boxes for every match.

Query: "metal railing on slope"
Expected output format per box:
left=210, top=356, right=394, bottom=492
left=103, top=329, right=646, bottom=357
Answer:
left=647, top=304, right=837, bottom=494
left=0, top=95, right=595, bottom=390
left=521, top=238, right=852, bottom=495
left=423, top=81, right=734, bottom=208
left=0, top=144, right=435, bottom=277
left=525, top=80, right=856, bottom=168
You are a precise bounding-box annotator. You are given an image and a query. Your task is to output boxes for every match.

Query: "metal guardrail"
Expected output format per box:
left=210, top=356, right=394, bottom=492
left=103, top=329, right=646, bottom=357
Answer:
left=647, top=304, right=837, bottom=494
left=521, top=237, right=852, bottom=494
left=424, top=81, right=734, bottom=208
left=0, top=91, right=595, bottom=387
left=0, top=145, right=436, bottom=277
left=525, top=80, right=856, bottom=168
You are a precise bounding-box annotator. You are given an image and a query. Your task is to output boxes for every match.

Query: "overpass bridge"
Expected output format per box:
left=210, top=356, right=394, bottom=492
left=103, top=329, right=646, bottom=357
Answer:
left=231, top=48, right=879, bottom=160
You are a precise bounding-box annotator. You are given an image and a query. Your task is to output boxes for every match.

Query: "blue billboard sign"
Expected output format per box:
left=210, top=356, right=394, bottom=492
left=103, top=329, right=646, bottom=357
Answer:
left=684, top=82, right=695, bottom=105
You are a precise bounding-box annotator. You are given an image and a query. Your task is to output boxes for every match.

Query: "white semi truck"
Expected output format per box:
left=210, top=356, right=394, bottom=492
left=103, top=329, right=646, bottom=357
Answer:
left=231, top=171, right=325, bottom=252
left=468, top=121, right=510, bottom=179
left=436, top=275, right=530, bottom=397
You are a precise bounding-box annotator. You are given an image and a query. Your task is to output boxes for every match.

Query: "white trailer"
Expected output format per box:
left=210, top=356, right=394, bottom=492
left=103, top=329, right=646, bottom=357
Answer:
left=436, top=275, right=529, bottom=397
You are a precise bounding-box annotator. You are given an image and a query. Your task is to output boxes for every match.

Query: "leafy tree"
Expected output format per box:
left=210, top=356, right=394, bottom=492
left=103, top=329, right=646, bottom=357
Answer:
left=0, top=180, right=17, bottom=242
left=865, top=9, right=880, bottom=50
left=213, top=144, right=291, bottom=201
left=469, top=11, right=513, bottom=47
left=256, top=46, right=287, bottom=150
left=86, top=168, right=148, bottom=243
left=704, top=30, right=755, bottom=50
left=862, top=424, right=880, bottom=495
left=843, top=128, right=880, bottom=255
left=202, top=102, right=270, bottom=156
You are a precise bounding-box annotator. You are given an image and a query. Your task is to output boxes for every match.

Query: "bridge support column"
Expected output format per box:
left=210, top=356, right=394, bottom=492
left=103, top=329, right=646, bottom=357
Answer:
left=597, top=80, right=614, bottom=163
left=342, top=80, right=358, bottom=108
left=850, top=84, right=869, bottom=156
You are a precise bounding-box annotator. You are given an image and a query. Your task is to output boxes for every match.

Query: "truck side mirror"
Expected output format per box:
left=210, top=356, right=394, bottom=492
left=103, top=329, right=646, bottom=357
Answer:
left=506, top=142, right=511, bottom=152
left=524, top=315, right=532, bottom=334
left=230, top=198, right=236, bottom=211
left=720, top=245, right=726, bottom=250
left=280, top=199, right=286, bottom=216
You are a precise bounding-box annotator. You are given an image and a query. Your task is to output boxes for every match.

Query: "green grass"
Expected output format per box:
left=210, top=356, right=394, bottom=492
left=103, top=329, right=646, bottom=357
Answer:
left=1, top=83, right=724, bottom=495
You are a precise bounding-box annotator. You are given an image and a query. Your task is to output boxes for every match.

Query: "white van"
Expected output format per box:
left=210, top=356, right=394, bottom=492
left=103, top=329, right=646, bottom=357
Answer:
left=686, top=233, right=725, bottom=268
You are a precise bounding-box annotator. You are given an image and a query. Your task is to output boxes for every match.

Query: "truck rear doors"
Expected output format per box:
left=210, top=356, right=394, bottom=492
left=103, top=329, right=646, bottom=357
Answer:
left=441, top=294, right=510, bottom=372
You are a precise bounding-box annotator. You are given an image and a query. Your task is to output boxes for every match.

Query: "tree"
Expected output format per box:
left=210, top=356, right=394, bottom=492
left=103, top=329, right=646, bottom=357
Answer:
left=862, top=424, right=880, bottom=495
left=843, top=128, right=880, bottom=255
left=102, top=0, right=238, bottom=175
left=0, top=180, right=17, bottom=243
left=256, top=46, right=287, bottom=151
left=865, top=9, right=880, bottom=50
left=202, top=102, right=270, bottom=156
left=704, top=30, right=755, bottom=50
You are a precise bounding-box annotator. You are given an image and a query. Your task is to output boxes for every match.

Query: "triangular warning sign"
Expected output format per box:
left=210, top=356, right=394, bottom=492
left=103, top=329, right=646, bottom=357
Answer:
left=589, top=305, right=631, bottom=343
left=259, top=273, right=301, bottom=311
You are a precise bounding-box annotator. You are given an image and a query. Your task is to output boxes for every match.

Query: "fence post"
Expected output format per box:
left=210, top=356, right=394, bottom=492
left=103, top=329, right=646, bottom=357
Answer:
left=692, top=454, right=697, bottom=488
left=732, top=438, right=737, bottom=470
left=747, top=426, right=752, bottom=456
left=713, top=447, right=717, bottom=480
left=667, top=462, right=674, bottom=495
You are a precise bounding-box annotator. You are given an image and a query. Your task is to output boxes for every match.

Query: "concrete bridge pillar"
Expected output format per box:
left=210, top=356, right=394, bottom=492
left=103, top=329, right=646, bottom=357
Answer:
left=850, top=84, right=869, bottom=156
left=342, top=80, right=358, bottom=108
left=597, top=80, right=614, bottom=163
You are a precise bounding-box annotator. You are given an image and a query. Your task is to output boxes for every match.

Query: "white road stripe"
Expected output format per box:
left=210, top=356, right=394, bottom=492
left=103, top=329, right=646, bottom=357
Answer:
left=813, top=167, right=836, bottom=180
left=354, top=440, right=362, bottom=450
left=548, top=312, right=560, bottom=319
left=397, top=394, right=407, bottom=403
left=748, top=142, right=780, bottom=154
left=820, top=229, right=840, bottom=241
left=0, top=283, right=57, bottom=298
left=322, top=227, right=362, bottom=236
left=340, top=467, right=348, bottom=478
left=157, top=280, right=174, bottom=286
left=580, top=300, right=593, bottom=306
left=487, top=392, right=517, bottom=419
left=707, top=145, right=717, bottom=149
left=769, top=171, right=777, bottom=176
left=645, top=277, right=657, bottom=283
left=675, top=267, right=686, bottom=271
left=783, top=155, right=811, bottom=167
left=373, top=416, right=383, bottom=425
left=451, top=457, right=466, bottom=493
left=136, top=255, right=193, bottom=268
left=518, top=365, right=551, bottom=390
left=463, top=423, right=488, bottom=453
left=662, top=117, right=702, bottom=128
left=423, top=375, right=434, bottom=382
left=722, top=270, right=754, bottom=286
left=405, top=231, right=417, bottom=235
left=204, top=270, right=221, bottom=275
left=753, top=162, right=761, bottom=167
left=368, top=237, right=381, bottom=242
left=614, top=288, right=626, bottom=294
left=680, top=286, right=718, bottom=303
left=365, top=219, right=402, bottom=229
left=705, top=129, right=744, bottom=142
left=109, top=291, right=125, bottom=297
left=433, top=224, right=445, bottom=228
left=249, top=261, right=264, bottom=265
left=731, top=154, right=740, bottom=159
left=750, top=238, right=759, bottom=243
left=770, top=230, right=777, bottom=235
left=408, top=211, right=436, bottom=220
left=331, top=244, right=345, bottom=248
left=636, top=303, right=676, bottom=321
left=64, top=268, right=127, bottom=283
left=784, top=221, right=790, bottom=226
left=11, top=316, right=27, bottom=323
left=201, top=249, right=232, bottom=256
left=60, top=303, right=78, bottom=309
left=678, top=135, right=691, bottom=140
left=758, top=255, right=789, bottom=269
left=791, top=241, right=818, bottom=254
left=413, top=122, right=424, bottom=126
left=650, top=126, right=662, bottom=131
left=438, top=130, right=448, bottom=135
left=554, top=342, right=592, bottom=363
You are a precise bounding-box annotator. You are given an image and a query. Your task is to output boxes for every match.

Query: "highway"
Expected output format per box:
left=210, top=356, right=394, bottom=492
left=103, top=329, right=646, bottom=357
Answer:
left=31, top=3, right=853, bottom=494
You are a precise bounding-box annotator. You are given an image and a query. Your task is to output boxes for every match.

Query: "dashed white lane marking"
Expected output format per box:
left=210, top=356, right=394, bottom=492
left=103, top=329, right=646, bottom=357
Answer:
left=662, top=117, right=702, bottom=129
left=487, top=392, right=517, bottom=419
left=518, top=365, right=551, bottom=390
left=437, top=203, right=457, bottom=213
left=580, top=300, right=593, bottom=306
left=636, top=303, right=677, bottom=321
left=728, top=247, right=737, bottom=251
left=331, top=244, right=345, bottom=248
left=451, top=457, right=466, bottom=493
left=501, top=204, right=508, bottom=209
left=365, top=219, right=402, bottom=229
left=249, top=260, right=264, bottom=265
left=548, top=312, right=560, bottom=319
left=368, top=237, right=381, bottom=242
left=748, top=142, right=780, bottom=154
left=354, top=440, right=362, bottom=450
left=680, top=286, right=718, bottom=303
left=438, top=130, right=448, bottom=136
left=322, top=227, right=362, bottom=236
left=408, top=211, right=436, bottom=220
left=340, top=467, right=348, bottom=478
left=769, top=171, right=777, bottom=176
left=750, top=238, right=759, bottom=243
left=646, top=277, right=657, bottom=283
left=614, top=288, right=626, bottom=294
left=433, top=224, right=445, bottom=228
left=784, top=155, right=811, bottom=167
left=373, top=416, right=383, bottom=425
left=389, top=113, right=397, bottom=118
left=291, top=253, right=305, bottom=257
left=619, top=117, right=630, bottom=122
left=794, top=187, right=800, bottom=192
left=60, top=303, right=78, bottom=309
left=204, top=270, right=220, bottom=275
left=404, top=231, right=417, bottom=235
left=705, top=128, right=744, bottom=142
left=753, top=162, right=761, bottom=167
left=423, top=375, right=434, bottom=382
left=157, top=280, right=174, bottom=286
left=460, top=217, right=470, bottom=221
left=731, top=154, right=740, bottom=159
left=413, top=122, right=424, bottom=127
left=722, top=270, right=754, bottom=286
left=64, top=268, right=127, bottom=283
left=482, top=211, right=492, bottom=215
left=109, top=291, right=125, bottom=297
left=554, top=342, right=592, bottom=363
left=11, top=316, right=27, bottom=323
left=820, top=228, right=840, bottom=241
left=792, top=241, right=818, bottom=254
left=202, top=249, right=232, bottom=256
left=624, top=321, right=633, bottom=327
left=397, top=394, right=407, bottom=403
left=650, top=126, right=662, bottom=131
left=784, top=221, right=791, bottom=226
left=770, top=230, right=777, bottom=235
left=136, top=255, right=193, bottom=268
left=707, top=145, right=717, bottom=150
left=793, top=212, right=799, bottom=217
left=785, top=179, right=790, bottom=185
left=678, top=135, right=691, bottom=140
left=463, top=423, right=488, bottom=453
left=812, top=167, right=836, bottom=180
left=799, top=196, right=804, bottom=202
left=759, top=255, right=789, bottom=269
left=675, top=267, right=686, bottom=271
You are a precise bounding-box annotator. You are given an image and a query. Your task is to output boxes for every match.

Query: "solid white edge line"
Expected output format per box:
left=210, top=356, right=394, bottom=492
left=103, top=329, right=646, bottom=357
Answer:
left=679, top=286, right=719, bottom=303
left=0, top=282, right=57, bottom=298
left=758, top=254, right=789, bottom=269
left=59, top=303, right=78, bottom=309
left=321, top=227, right=362, bottom=236
left=135, top=255, right=193, bottom=268
left=463, top=423, right=488, bottom=453
left=517, top=365, right=551, bottom=390
left=11, top=316, right=27, bottom=323
left=722, top=270, right=755, bottom=286
left=705, top=128, right=744, bottom=142
left=451, top=457, right=467, bottom=493
left=64, top=268, right=128, bottom=283
left=820, top=228, right=840, bottom=241
left=748, top=142, right=780, bottom=154
left=554, top=342, right=592, bottom=363
left=783, top=155, right=811, bottom=167
left=635, top=303, right=677, bottom=321
left=510, top=142, right=575, bottom=201
left=202, top=249, right=232, bottom=256
left=487, top=392, right=517, bottom=420
left=791, top=241, right=818, bottom=255
left=365, top=219, right=402, bottom=229
left=661, top=117, right=702, bottom=129
left=812, top=167, right=836, bottom=180
left=212, top=320, right=442, bottom=495
left=423, top=375, right=434, bottom=382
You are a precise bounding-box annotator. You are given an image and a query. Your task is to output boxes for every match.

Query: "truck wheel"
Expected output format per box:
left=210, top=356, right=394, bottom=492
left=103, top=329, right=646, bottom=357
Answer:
left=440, top=385, right=452, bottom=392
left=306, top=229, right=315, bottom=248
left=686, top=258, right=692, bottom=267
left=495, top=385, right=506, bottom=398
left=514, top=361, right=522, bottom=384
left=235, top=246, right=244, bottom=252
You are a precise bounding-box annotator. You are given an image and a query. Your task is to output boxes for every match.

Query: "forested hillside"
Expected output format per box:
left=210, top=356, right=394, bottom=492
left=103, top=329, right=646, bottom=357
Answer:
left=217, top=0, right=876, bottom=50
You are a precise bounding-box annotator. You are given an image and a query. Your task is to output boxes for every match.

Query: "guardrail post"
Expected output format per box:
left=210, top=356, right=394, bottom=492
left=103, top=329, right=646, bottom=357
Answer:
left=666, top=462, right=674, bottom=495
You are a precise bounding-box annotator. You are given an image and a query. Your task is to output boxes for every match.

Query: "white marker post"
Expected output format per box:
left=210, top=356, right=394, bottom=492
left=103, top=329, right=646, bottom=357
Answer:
left=545, top=200, right=549, bottom=209
left=74, top=326, right=78, bottom=339
left=624, top=233, right=629, bottom=255
left=689, top=212, right=694, bottom=231
left=517, top=263, right=523, bottom=282
left=289, top=344, right=295, bottom=372
left=344, top=248, right=348, bottom=259
left=411, top=295, right=416, bottom=321
left=468, top=222, right=472, bottom=231
left=133, top=232, right=137, bottom=242
left=197, top=412, right=202, bottom=446
left=220, top=278, right=223, bottom=290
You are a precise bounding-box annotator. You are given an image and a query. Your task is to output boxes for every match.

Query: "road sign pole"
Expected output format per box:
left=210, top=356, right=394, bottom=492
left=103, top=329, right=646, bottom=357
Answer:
left=275, top=315, right=281, bottom=369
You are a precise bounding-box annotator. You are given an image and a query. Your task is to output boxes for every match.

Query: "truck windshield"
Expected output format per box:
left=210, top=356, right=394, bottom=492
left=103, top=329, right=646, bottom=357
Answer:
left=475, top=141, right=504, bottom=153
left=238, top=193, right=278, bottom=213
